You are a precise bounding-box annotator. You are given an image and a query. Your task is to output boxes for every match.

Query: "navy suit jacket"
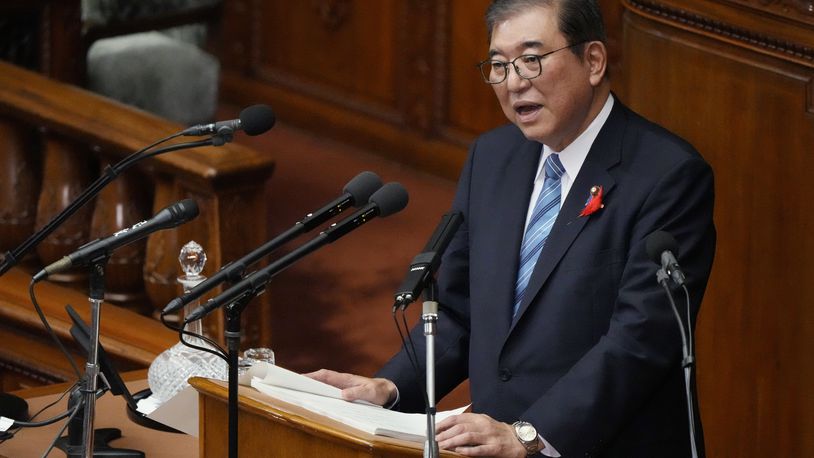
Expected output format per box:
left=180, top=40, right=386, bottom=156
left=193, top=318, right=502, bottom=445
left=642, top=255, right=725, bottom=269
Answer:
left=378, top=100, right=716, bottom=457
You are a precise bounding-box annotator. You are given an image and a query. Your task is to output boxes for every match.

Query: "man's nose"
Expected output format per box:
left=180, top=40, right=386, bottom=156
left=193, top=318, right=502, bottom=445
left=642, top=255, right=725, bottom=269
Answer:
left=505, top=65, right=530, bottom=92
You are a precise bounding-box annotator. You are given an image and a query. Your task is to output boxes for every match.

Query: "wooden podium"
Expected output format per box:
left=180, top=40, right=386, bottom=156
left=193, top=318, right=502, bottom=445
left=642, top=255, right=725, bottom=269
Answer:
left=190, top=377, right=462, bottom=458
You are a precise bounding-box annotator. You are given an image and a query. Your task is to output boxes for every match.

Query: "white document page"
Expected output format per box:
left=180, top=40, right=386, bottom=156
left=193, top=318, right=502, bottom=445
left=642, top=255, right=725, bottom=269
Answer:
left=258, top=362, right=346, bottom=399
left=145, top=385, right=199, bottom=437
left=251, top=372, right=468, bottom=443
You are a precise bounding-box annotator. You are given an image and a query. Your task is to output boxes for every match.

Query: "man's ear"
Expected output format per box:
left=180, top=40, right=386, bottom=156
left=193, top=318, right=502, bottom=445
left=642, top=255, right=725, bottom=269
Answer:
left=585, top=41, right=608, bottom=86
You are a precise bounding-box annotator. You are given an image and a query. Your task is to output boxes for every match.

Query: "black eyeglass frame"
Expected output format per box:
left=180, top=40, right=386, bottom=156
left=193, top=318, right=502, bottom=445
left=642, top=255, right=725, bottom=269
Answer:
left=476, top=41, right=588, bottom=84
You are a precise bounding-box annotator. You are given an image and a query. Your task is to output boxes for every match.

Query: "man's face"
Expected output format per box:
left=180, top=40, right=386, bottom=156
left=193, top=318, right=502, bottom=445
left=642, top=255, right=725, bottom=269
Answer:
left=489, top=6, right=597, bottom=151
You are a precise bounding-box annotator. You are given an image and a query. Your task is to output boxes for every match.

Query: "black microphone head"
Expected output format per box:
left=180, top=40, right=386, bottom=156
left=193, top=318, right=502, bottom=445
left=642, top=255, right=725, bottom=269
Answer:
left=166, top=198, right=200, bottom=226
left=239, top=104, right=276, bottom=136
left=343, top=171, right=383, bottom=207
left=645, top=230, right=678, bottom=264
left=370, top=182, right=409, bottom=217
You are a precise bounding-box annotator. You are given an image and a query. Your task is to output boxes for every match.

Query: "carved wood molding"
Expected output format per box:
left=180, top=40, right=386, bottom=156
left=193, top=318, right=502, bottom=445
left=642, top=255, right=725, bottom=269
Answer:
left=724, top=0, right=814, bottom=24
left=0, top=360, right=63, bottom=385
left=624, top=0, right=814, bottom=66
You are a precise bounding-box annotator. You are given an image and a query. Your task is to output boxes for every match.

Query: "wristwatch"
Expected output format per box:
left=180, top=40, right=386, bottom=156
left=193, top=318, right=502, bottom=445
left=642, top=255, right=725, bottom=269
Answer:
left=512, top=421, right=543, bottom=455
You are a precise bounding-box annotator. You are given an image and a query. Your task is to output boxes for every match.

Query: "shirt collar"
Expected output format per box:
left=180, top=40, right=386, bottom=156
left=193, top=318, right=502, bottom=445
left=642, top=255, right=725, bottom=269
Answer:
left=539, top=94, right=615, bottom=182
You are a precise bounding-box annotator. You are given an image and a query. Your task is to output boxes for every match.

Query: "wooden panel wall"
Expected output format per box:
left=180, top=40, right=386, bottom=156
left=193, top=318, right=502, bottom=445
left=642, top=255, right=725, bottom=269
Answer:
left=219, top=0, right=625, bottom=177
left=216, top=0, right=813, bottom=456
left=605, top=2, right=814, bottom=453
left=219, top=0, right=504, bottom=179
left=618, top=1, right=814, bottom=456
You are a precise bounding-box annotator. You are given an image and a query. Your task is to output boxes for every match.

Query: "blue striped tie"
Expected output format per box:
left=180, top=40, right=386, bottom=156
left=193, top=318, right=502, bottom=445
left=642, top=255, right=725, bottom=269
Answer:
left=513, top=153, right=564, bottom=317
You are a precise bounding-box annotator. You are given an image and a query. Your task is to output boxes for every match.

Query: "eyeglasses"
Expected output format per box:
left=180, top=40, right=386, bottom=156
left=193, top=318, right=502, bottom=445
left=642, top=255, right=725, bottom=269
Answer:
left=476, top=42, right=586, bottom=84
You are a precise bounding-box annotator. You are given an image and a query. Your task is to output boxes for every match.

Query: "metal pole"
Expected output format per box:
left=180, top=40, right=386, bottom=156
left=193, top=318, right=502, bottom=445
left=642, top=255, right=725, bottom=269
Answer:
left=656, top=269, right=698, bottom=458
left=226, top=320, right=241, bottom=458
left=82, top=260, right=107, bottom=458
left=225, top=294, right=253, bottom=458
left=423, top=299, right=438, bottom=458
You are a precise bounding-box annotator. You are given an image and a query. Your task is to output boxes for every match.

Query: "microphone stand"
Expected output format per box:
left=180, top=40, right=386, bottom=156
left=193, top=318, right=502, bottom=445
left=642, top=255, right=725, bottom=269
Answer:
left=655, top=269, right=698, bottom=458
left=224, top=292, right=255, bottom=458
left=0, top=136, right=215, bottom=277
left=81, top=256, right=109, bottom=458
left=421, top=280, right=439, bottom=458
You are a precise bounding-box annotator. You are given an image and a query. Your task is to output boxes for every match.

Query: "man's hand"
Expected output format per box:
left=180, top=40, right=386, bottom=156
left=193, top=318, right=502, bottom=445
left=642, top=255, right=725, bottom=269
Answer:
left=304, top=369, right=397, bottom=406
left=436, top=413, right=530, bottom=458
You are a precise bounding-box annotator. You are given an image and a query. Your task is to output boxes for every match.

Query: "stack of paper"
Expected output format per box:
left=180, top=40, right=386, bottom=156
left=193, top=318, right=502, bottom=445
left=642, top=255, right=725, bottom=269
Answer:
left=250, top=363, right=468, bottom=443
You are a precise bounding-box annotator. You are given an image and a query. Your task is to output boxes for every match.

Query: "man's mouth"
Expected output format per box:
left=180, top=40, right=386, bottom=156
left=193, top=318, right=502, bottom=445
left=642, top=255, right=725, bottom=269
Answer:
left=514, top=103, right=543, bottom=121
left=515, top=103, right=542, bottom=114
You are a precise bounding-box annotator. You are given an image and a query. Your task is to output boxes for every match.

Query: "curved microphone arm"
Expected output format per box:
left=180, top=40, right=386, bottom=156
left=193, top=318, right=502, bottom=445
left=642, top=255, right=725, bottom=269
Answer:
left=0, top=135, right=214, bottom=277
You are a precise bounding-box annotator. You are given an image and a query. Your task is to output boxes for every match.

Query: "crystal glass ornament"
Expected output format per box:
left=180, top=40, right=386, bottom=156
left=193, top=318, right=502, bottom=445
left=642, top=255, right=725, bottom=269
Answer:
left=148, top=241, right=227, bottom=404
left=178, top=240, right=206, bottom=281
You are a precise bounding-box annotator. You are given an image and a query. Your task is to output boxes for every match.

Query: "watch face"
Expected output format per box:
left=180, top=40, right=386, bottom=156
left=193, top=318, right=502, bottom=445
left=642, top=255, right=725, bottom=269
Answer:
left=516, top=422, right=537, bottom=442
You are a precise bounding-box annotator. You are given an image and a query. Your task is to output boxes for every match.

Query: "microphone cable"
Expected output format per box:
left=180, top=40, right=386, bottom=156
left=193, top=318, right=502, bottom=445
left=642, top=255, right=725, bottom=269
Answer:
left=2, top=116, right=244, bottom=277
left=683, top=284, right=694, bottom=369
left=5, top=134, right=203, bottom=383
left=2, top=385, right=106, bottom=457
left=116, top=136, right=213, bottom=170
left=390, top=299, right=431, bottom=412
left=38, top=387, right=105, bottom=458
left=658, top=279, right=698, bottom=458
left=0, top=129, right=185, bottom=277
left=680, top=284, right=698, bottom=458
left=159, top=311, right=228, bottom=362
left=39, top=401, right=83, bottom=458
left=28, top=279, right=81, bottom=379
left=0, top=381, right=78, bottom=444
left=392, top=295, right=442, bottom=457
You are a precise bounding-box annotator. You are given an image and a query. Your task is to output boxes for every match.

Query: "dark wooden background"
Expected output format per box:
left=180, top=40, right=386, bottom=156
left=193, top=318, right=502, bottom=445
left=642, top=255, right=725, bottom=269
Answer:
left=0, top=0, right=811, bottom=456
left=215, top=1, right=814, bottom=456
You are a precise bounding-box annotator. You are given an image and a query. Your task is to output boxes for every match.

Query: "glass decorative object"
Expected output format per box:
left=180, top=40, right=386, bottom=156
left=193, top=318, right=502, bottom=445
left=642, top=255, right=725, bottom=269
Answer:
left=147, top=241, right=227, bottom=404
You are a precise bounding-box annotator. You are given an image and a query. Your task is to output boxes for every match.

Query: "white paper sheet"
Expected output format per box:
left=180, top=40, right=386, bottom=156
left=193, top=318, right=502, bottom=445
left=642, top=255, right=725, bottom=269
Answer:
left=251, top=377, right=468, bottom=442
left=145, top=385, right=199, bottom=437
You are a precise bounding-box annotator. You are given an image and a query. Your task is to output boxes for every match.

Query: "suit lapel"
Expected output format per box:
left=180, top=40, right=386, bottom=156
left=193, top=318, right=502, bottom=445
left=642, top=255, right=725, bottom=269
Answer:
left=508, top=101, right=627, bottom=331
left=487, top=139, right=542, bottom=333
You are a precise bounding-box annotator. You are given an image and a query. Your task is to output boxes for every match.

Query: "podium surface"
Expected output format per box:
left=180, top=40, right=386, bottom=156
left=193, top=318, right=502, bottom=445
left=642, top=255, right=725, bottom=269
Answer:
left=0, top=371, right=196, bottom=458
left=191, top=377, right=462, bottom=457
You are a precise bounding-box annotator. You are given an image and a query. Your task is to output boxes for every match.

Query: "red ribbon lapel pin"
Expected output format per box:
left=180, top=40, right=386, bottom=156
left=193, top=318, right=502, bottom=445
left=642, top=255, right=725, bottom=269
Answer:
left=579, top=185, right=604, bottom=217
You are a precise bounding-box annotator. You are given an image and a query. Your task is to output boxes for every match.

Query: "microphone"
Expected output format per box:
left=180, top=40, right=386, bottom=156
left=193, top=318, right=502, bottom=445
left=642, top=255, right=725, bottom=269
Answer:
left=394, top=211, right=463, bottom=305
left=320, top=181, right=408, bottom=242
left=299, top=171, right=383, bottom=231
left=161, top=171, right=383, bottom=315
left=184, top=182, right=409, bottom=323
left=645, top=230, right=686, bottom=286
left=181, top=104, right=276, bottom=137
left=33, top=199, right=199, bottom=282
left=0, top=117, right=241, bottom=279
left=645, top=231, right=700, bottom=457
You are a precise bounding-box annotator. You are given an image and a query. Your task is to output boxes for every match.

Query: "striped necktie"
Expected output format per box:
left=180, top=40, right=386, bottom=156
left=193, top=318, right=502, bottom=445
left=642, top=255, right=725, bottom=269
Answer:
left=513, top=153, right=564, bottom=317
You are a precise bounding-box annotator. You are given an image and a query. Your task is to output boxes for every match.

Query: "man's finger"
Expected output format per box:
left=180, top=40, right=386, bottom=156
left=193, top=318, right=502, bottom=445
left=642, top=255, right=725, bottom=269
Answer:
left=304, top=369, right=357, bottom=388
left=453, top=444, right=501, bottom=457
left=340, top=384, right=372, bottom=401
left=436, top=413, right=464, bottom=433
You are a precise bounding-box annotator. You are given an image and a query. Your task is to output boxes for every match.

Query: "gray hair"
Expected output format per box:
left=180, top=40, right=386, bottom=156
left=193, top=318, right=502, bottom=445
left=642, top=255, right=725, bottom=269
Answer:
left=485, top=0, right=607, bottom=57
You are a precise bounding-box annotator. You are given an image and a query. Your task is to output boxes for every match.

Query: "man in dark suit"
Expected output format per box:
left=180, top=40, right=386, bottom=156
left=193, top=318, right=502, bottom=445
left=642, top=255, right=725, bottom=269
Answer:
left=310, top=0, right=715, bottom=456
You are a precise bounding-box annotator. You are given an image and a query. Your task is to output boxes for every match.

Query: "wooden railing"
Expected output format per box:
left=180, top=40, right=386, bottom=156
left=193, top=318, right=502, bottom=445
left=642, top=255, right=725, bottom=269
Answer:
left=0, top=61, right=275, bottom=389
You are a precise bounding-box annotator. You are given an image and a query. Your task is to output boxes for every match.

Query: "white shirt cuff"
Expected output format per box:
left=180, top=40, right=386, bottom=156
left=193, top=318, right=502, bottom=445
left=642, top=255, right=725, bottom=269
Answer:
left=539, top=435, right=561, bottom=457
left=383, top=386, right=400, bottom=409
